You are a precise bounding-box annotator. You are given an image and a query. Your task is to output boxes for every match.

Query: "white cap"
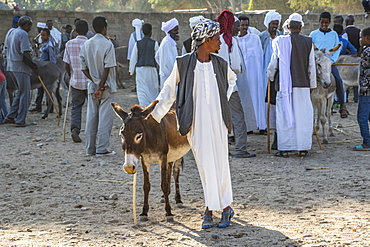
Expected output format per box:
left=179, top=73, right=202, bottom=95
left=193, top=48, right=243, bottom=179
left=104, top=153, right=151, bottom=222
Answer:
left=37, top=22, right=46, bottom=28
left=287, top=13, right=304, bottom=27
left=189, top=15, right=205, bottom=29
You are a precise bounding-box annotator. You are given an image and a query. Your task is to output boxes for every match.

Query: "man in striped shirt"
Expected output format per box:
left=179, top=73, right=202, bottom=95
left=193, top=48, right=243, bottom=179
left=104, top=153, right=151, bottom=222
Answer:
left=63, top=20, right=89, bottom=143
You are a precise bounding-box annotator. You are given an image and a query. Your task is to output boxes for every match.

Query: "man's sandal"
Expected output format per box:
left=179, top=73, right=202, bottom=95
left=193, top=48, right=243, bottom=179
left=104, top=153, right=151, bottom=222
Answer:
left=201, top=215, right=214, bottom=229
left=217, top=207, right=234, bottom=228
left=275, top=151, right=289, bottom=158
left=299, top=151, right=308, bottom=157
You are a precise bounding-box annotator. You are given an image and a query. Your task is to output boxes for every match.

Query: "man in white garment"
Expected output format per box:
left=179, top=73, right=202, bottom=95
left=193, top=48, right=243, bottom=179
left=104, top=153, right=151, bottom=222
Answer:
left=46, top=20, right=61, bottom=55
left=155, top=18, right=179, bottom=89
left=129, top=23, right=159, bottom=106
left=267, top=13, right=316, bottom=158
left=215, top=11, right=257, bottom=158
left=151, top=19, right=236, bottom=229
left=127, top=18, right=144, bottom=61
left=259, top=10, right=282, bottom=149
left=182, top=15, right=205, bottom=55
left=238, top=15, right=266, bottom=133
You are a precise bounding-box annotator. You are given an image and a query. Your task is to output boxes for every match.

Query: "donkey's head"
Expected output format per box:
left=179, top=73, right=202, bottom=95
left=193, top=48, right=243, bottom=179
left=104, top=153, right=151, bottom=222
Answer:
left=314, top=44, right=341, bottom=89
left=111, top=100, right=159, bottom=174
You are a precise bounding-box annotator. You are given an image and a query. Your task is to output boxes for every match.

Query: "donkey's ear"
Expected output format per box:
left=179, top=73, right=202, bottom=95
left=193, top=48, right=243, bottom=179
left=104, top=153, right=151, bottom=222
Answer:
left=142, top=100, right=159, bottom=119
left=111, top=102, right=129, bottom=121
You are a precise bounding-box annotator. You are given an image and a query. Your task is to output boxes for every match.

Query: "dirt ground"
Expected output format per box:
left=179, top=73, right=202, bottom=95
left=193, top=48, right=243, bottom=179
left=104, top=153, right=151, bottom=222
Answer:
left=0, top=84, right=369, bottom=247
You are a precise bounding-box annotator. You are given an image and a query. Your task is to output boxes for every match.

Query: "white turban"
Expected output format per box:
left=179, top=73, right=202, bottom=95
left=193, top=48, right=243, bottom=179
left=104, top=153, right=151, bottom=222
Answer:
left=161, top=18, right=179, bottom=33
left=189, top=15, right=205, bottom=29
left=132, top=18, right=144, bottom=41
left=264, top=10, right=282, bottom=28
left=37, top=22, right=46, bottom=28
left=234, top=15, right=240, bottom=22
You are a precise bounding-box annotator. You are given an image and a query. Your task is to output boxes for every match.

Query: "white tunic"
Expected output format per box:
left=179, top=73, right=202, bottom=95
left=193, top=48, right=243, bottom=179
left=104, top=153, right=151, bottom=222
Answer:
left=151, top=60, right=236, bottom=210
left=129, top=42, right=160, bottom=106
left=267, top=35, right=316, bottom=151
left=155, top=36, right=178, bottom=89
left=238, top=33, right=266, bottom=130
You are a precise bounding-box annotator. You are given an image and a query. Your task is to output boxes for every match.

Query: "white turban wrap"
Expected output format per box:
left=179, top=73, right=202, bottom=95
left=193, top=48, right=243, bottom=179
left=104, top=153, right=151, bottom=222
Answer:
left=191, top=19, right=220, bottom=51
left=263, top=10, right=282, bottom=28
left=161, top=18, right=179, bottom=46
left=132, top=18, right=144, bottom=41
left=37, top=22, right=46, bottom=28
left=189, top=15, right=205, bottom=29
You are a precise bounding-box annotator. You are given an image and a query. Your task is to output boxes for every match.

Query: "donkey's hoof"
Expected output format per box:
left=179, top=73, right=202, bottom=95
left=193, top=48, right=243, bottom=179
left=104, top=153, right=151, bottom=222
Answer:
left=159, top=198, right=165, bottom=203
left=323, top=139, right=329, bottom=144
left=166, top=215, right=174, bottom=222
left=139, top=215, right=148, bottom=222
left=176, top=203, right=184, bottom=208
left=41, top=116, right=46, bottom=119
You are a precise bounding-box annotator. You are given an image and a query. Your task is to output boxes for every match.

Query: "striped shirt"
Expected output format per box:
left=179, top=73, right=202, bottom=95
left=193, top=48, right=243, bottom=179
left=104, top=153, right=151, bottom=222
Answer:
left=63, top=35, right=88, bottom=90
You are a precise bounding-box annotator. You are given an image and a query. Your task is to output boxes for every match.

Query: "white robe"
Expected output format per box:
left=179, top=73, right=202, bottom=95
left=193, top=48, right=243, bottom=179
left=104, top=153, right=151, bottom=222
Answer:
left=151, top=60, right=236, bottom=210
left=267, top=35, right=316, bottom=151
left=155, top=36, right=178, bottom=89
left=127, top=31, right=144, bottom=60
left=129, top=41, right=160, bottom=106
left=238, top=33, right=266, bottom=130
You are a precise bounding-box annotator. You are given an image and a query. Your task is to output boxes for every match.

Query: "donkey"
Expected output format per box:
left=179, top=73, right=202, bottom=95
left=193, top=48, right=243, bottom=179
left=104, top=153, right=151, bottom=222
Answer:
left=311, top=45, right=340, bottom=144
left=1, top=58, right=64, bottom=119
left=336, top=55, right=361, bottom=94
left=111, top=101, right=190, bottom=222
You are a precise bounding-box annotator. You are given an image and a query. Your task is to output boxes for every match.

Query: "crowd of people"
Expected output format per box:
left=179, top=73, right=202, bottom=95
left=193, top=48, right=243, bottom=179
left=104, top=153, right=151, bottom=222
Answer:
left=1, top=10, right=370, bottom=229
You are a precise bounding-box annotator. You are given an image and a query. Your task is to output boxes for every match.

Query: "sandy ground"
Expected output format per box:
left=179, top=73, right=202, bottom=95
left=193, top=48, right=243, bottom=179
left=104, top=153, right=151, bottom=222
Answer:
left=0, top=84, right=369, bottom=247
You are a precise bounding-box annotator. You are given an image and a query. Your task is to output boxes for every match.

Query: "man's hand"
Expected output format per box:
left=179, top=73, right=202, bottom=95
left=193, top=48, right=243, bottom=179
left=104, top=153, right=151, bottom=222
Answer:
left=93, top=89, right=103, bottom=100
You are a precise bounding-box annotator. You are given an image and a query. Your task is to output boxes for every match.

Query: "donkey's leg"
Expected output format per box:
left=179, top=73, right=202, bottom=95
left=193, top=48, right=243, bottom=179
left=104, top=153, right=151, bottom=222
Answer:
left=319, top=100, right=328, bottom=144
left=41, top=89, right=52, bottom=119
left=327, top=94, right=335, bottom=137
left=139, top=162, right=151, bottom=222
left=55, top=82, right=62, bottom=118
left=160, top=154, right=173, bottom=221
left=173, top=158, right=184, bottom=208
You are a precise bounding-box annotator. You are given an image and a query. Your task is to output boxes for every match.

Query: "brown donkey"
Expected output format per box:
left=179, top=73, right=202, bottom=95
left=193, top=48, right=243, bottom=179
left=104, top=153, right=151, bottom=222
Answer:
left=111, top=101, right=190, bottom=222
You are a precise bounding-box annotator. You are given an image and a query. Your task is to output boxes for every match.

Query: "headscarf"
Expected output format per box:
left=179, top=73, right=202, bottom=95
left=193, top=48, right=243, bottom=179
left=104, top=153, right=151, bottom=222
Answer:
left=263, top=10, right=282, bottom=28
left=282, top=13, right=305, bottom=35
left=189, top=15, right=205, bottom=29
left=191, top=19, right=220, bottom=51
left=216, top=10, right=234, bottom=52
left=132, top=18, right=144, bottom=41
left=161, top=18, right=179, bottom=46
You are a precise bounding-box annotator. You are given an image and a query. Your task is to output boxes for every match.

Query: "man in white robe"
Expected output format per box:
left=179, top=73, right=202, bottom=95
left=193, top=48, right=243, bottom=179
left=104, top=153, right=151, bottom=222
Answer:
left=216, top=11, right=257, bottom=158
left=46, top=20, right=61, bottom=53
left=238, top=15, right=266, bottom=132
left=151, top=19, right=235, bottom=229
left=267, top=14, right=316, bottom=157
left=155, top=18, right=179, bottom=89
left=259, top=10, right=282, bottom=149
left=129, top=23, right=159, bottom=106
left=127, top=18, right=144, bottom=61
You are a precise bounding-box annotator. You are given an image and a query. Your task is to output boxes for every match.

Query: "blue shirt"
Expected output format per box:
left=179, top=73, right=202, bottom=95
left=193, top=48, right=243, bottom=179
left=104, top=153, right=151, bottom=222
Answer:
left=309, top=29, right=341, bottom=63
left=338, top=35, right=357, bottom=55
left=40, top=39, right=56, bottom=64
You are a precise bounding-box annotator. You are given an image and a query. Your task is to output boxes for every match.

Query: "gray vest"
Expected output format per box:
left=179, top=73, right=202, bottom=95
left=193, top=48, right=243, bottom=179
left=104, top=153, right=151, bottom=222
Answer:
left=290, top=32, right=312, bottom=88
left=176, top=52, right=233, bottom=136
left=136, top=37, right=156, bottom=67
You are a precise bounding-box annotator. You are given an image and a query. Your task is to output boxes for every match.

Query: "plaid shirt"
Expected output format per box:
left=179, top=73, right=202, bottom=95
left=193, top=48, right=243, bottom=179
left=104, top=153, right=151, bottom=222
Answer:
left=360, top=45, right=370, bottom=96
left=63, top=35, right=88, bottom=90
